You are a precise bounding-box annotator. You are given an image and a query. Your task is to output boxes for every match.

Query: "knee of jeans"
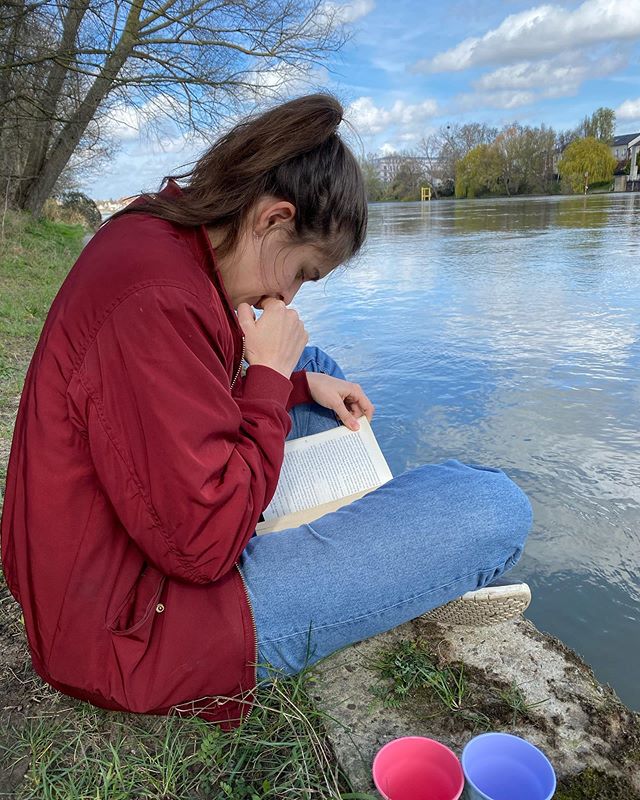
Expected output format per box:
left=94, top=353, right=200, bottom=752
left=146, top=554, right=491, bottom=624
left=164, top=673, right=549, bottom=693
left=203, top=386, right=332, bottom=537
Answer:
left=442, top=462, right=533, bottom=559
left=482, top=470, right=533, bottom=563
left=296, top=345, right=345, bottom=380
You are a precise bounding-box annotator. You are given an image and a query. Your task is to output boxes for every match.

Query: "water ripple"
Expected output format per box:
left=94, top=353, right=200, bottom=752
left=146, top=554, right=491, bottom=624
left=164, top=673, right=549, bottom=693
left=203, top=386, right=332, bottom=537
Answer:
left=293, top=194, right=640, bottom=709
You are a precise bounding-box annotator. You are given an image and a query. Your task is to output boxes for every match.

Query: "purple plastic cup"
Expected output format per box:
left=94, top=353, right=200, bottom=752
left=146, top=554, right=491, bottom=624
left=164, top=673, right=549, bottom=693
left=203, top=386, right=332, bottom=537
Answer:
left=372, top=736, right=464, bottom=800
left=461, top=733, right=556, bottom=800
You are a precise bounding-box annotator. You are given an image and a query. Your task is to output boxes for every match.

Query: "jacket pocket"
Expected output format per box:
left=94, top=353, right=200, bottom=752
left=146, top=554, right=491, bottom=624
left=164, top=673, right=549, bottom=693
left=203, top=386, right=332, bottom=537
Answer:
left=107, top=563, right=166, bottom=637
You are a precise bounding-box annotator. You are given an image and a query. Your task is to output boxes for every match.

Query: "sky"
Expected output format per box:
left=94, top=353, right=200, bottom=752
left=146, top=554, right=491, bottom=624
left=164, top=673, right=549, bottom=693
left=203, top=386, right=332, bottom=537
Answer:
left=84, top=0, right=640, bottom=200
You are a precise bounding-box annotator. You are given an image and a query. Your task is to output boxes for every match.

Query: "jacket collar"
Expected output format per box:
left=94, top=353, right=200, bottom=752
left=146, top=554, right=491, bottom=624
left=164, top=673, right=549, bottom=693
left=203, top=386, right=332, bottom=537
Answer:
left=158, top=180, right=244, bottom=352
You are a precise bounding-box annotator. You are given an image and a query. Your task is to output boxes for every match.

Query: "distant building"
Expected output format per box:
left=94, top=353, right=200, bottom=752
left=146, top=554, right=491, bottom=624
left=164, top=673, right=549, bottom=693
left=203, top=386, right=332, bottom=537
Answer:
left=96, top=197, right=135, bottom=217
left=611, top=133, right=640, bottom=160
left=610, top=133, right=640, bottom=191
left=373, top=154, right=428, bottom=183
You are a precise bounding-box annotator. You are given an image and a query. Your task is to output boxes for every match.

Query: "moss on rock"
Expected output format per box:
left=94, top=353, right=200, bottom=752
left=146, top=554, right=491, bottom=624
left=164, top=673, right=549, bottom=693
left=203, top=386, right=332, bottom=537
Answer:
left=555, top=767, right=639, bottom=800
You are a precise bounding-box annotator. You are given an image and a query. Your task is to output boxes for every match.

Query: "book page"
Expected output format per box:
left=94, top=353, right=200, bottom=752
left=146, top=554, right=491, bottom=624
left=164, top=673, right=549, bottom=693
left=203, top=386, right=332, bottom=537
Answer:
left=256, top=487, right=374, bottom=534
left=261, top=416, right=392, bottom=521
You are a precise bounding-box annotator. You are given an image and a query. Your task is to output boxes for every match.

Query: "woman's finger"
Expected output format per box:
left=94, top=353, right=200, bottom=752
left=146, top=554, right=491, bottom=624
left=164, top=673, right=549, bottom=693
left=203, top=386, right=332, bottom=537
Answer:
left=332, top=400, right=360, bottom=431
left=237, top=303, right=256, bottom=331
left=347, top=401, right=365, bottom=420
left=345, top=385, right=375, bottom=421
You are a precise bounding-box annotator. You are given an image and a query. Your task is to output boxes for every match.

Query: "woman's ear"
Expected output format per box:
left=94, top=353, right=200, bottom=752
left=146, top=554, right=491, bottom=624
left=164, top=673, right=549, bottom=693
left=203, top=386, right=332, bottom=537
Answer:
left=254, top=198, right=296, bottom=235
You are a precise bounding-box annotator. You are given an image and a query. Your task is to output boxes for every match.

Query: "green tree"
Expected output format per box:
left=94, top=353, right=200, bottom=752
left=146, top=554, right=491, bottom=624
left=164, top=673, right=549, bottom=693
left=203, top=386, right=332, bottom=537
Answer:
left=579, top=107, right=616, bottom=143
left=486, top=123, right=558, bottom=196
left=388, top=156, right=424, bottom=201
left=557, top=137, right=617, bottom=193
left=455, top=144, right=502, bottom=198
left=359, top=155, right=386, bottom=202
left=423, top=122, right=497, bottom=189
left=494, top=124, right=527, bottom=196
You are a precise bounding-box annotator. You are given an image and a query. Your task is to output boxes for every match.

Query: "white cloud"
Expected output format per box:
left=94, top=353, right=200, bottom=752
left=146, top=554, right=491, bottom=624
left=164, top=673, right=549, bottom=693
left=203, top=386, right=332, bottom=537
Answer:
left=415, top=0, right=640, bottom=73
left=379, top=142, right=397, bottom=155
left=453, top=50, right=628, bottom=114
left=454, top=90, right=537, bottom=112
left=616, top=97, right=640, bottom=120
left=315, top=0, right=374, bottom=27
left=103, top=105, right=144, bottom=141
left=347, top=96, right=438, bottom=135
left=474, top=52, right=626, bottom=93
left=84, top=133, right=207, bottom=200
left=241, top=64, right=329, bottom=103
left=103, top=94, right=190, bottom=143
left=331, top=0, right=375, bottom=23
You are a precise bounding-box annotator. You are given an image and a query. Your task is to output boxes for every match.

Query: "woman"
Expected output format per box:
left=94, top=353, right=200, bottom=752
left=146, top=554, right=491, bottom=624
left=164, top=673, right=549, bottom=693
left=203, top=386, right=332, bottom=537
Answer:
left=1, top=94, right=532, bottom=729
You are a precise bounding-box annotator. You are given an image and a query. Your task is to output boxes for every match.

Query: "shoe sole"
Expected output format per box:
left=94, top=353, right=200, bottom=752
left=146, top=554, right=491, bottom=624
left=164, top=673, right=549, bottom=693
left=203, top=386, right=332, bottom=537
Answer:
left=421, top=583, right=532, bottom=626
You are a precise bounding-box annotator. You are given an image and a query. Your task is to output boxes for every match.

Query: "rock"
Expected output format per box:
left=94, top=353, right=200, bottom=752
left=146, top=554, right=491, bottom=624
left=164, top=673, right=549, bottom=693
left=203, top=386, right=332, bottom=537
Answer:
left=311, top=616, right=640, bottom=798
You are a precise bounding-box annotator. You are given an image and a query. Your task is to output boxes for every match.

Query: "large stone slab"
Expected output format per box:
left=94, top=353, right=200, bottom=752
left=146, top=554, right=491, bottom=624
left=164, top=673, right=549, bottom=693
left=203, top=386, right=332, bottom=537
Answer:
left=311, top=616, right=640, bottom=798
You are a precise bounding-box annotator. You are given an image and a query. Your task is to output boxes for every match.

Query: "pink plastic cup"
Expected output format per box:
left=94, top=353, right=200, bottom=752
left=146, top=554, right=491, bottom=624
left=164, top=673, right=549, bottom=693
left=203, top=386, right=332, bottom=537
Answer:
left=372, top=736, right=465, bottom=800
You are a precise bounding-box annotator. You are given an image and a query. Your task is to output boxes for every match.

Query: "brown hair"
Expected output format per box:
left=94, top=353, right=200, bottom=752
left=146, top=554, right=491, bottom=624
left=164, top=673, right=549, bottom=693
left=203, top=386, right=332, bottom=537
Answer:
left=112, top=93, right=367, bottom=267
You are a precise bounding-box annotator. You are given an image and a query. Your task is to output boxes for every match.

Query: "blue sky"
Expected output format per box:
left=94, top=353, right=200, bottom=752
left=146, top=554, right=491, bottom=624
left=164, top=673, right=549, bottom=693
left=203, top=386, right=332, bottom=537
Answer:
left=85, top=0, right=640, bottom=199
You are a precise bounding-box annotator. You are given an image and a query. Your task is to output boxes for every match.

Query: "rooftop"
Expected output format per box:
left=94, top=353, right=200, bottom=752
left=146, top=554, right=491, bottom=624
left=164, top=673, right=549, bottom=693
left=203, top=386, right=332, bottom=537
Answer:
left=612, top=133, right=640, bottom=146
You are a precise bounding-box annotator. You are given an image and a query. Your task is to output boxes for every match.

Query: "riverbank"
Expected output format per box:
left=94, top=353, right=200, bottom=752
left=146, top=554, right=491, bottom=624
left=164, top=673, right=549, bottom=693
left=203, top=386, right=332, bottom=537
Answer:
left=313, top=615, right=640, bottom=798
left=1, top=212, right=639, bottom=798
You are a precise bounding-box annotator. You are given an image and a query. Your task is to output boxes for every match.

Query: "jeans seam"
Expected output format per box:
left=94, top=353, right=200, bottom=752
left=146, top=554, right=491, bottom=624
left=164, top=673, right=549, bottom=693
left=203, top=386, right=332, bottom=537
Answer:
left=257, top=562, right=502, bottom=646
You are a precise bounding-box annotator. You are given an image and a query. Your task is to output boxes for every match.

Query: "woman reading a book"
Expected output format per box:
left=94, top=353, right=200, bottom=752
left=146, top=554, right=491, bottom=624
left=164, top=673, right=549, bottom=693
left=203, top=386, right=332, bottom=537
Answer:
left=1, top=94, right=532, bottom=728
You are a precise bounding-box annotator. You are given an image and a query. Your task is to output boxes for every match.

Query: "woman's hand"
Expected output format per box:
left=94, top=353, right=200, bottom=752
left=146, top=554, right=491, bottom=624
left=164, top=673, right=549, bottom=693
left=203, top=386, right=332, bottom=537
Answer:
left=306, top=372, right=375, bottom=431
left=238, top=299, right=308, bottom=378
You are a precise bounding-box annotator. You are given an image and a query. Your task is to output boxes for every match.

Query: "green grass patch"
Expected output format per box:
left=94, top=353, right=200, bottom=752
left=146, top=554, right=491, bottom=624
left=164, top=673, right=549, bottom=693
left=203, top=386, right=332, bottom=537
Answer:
left=369, top=637, right=548, bottom=734
left=370, top=637, right=467, bottom=712
left=0, top=667, right=369, bottom=800
left=0, top=212, right=83, bottom=344
left=0, top=212, right=84, bottom=482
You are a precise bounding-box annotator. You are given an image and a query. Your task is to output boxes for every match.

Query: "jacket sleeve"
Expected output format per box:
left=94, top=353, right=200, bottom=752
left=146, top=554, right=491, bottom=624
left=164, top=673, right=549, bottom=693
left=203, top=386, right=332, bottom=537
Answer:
left=75, top=284, right=293, bottom=584
left=288, top=370, right=313, bottom=408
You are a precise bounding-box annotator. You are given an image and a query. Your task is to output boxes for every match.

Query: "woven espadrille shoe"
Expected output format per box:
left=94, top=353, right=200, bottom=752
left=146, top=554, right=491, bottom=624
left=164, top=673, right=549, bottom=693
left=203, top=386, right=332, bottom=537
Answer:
left=421, top=581, right=531, bottom=626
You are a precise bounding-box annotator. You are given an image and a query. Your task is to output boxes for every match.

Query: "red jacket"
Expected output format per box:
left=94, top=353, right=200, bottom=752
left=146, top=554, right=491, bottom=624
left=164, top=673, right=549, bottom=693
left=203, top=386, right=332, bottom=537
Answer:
left=1, top=192, right=312, bottom=728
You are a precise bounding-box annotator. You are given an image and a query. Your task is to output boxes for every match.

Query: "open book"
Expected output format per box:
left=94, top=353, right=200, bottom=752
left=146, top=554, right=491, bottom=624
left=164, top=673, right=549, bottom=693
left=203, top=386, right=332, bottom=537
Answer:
left=256, top=416, right=393, bottom=534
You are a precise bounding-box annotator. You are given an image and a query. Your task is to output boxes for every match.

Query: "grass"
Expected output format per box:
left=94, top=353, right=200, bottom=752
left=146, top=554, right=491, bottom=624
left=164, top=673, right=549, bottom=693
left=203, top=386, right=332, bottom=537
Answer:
left=498, top=681, right=549, bottom=727
left=0, top=212, right=85, bottom=480
left=369, top=637, right=548, bottom=733
left=0, top=212, right=373, bottom=800
left=0, top=667, right=369, bottom=800
left=370, top=638, right=466, bottom=712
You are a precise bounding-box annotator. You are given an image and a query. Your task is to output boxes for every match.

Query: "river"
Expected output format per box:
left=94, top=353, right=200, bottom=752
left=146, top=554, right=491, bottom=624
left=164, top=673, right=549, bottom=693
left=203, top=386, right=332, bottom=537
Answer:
left=292, top=193, right=640, bottom=711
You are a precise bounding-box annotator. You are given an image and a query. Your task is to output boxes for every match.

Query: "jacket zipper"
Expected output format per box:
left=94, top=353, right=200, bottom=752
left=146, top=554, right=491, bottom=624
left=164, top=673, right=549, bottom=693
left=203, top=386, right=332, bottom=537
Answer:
left=230, top=336, right=245, bottom=391
left=231, top=336, right=257, bottom=720
left=235, top=563, right=258, bottom=720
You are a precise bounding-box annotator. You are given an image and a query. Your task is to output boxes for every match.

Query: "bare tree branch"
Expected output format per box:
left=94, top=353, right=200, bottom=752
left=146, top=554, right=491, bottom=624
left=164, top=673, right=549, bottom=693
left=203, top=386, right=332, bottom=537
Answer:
left=1, top=0, right=348, bottom=214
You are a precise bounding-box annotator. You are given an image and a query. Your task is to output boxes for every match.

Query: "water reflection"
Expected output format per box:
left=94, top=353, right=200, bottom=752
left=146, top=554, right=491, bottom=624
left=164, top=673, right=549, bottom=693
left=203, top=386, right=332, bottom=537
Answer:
left=293, top=194, right=640, bottom=710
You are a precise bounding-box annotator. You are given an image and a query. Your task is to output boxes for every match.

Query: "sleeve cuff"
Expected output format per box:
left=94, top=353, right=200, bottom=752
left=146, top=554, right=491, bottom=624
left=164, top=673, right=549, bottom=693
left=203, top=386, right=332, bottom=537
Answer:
left=288, top=370, right=313, bottom=409
left=243, top=364, right=293, bottom=407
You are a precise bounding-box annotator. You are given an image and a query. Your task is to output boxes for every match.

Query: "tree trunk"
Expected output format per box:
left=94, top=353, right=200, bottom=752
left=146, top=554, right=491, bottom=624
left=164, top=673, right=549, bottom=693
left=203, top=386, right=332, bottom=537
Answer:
left=14, top=0, right=91, bottom=209
left=20, top=1, right=144, bottom=216
left=0, top=0, right=28, bottom=204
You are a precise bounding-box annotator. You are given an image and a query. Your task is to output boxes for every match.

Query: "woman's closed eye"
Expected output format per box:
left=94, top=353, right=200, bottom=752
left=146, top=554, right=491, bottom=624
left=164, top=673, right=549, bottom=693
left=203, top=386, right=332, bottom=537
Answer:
left=298, top=268, right=321, bottom=283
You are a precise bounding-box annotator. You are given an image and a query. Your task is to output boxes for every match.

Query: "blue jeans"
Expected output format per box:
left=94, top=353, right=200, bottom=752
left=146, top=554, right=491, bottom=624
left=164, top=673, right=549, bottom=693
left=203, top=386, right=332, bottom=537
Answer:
left=238, top=347, right=532, bottom=681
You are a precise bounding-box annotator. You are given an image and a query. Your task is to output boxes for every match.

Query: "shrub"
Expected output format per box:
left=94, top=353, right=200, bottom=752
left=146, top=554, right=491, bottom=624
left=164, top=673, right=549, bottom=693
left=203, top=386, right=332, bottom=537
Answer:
left=45, top=192, right=101, bottom=230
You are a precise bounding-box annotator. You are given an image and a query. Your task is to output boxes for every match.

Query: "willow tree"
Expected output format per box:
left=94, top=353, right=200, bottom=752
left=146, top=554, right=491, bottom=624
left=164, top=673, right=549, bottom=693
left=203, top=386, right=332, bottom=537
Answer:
left=558, top=137, right=617, bottom=194
left=1, top=0, right=350, bottom=216
left=455, top=143, right=502, bottom=199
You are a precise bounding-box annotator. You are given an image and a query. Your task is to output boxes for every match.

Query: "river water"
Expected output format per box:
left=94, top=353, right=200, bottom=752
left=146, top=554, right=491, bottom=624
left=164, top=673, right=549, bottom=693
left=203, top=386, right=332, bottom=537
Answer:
left=292, top=194, right=640, bottom=711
